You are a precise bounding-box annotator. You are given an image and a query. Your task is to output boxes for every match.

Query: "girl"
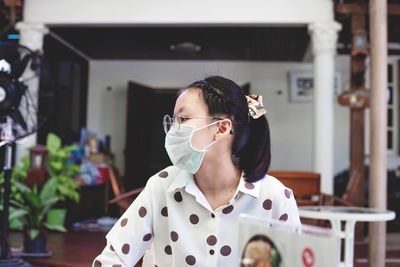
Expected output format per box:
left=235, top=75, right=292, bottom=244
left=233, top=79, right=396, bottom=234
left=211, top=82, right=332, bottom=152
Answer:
left=93, top=76, right=300, bottom=267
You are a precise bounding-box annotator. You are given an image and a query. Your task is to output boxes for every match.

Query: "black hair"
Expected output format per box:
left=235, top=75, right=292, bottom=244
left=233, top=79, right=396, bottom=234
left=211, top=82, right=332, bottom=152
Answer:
left=183, top=75, right=271, bottom=182
left=240, top=234, right=282, bottom=267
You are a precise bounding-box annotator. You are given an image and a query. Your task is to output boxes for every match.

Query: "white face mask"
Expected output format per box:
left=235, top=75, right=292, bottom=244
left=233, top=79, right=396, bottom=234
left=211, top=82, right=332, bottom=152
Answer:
left=164, top=120, right=221, bottom=174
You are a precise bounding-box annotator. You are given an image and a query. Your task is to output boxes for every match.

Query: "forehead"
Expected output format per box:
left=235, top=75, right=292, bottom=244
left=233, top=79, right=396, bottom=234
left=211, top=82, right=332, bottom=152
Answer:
left=174, top=88, right=208, bottom=114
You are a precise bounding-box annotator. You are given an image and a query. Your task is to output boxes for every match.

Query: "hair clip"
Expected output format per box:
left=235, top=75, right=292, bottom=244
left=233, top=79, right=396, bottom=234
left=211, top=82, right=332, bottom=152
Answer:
left=246, top=94, right=266, bottom=119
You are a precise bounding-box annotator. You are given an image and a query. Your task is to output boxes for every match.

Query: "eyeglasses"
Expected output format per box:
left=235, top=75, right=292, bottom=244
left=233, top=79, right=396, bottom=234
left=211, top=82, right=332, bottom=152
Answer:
left=162, top=114, right=223, bottom=134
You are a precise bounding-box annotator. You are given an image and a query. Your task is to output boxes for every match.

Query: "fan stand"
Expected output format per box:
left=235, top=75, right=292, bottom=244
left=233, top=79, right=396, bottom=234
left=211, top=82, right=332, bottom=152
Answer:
left=0, top=138, right=31, bottom=266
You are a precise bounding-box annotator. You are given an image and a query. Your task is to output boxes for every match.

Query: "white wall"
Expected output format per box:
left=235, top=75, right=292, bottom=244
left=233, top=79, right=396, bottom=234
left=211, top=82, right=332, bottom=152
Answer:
left=88, top=57, right=351, bottom=176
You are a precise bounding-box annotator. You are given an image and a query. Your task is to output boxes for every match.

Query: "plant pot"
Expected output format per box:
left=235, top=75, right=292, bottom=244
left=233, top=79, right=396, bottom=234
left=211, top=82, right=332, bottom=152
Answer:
left=23, top=228, right=47, bottom=254
left=47, top=208, right=67, bottom=227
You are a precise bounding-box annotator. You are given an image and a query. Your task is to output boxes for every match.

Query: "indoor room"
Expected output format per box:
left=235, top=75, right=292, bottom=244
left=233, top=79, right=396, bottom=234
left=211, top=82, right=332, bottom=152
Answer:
left=0, top=0, right=399, bottom=266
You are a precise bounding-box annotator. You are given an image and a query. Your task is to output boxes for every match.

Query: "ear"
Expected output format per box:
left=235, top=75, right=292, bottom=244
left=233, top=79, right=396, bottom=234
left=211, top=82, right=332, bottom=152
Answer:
left=215, top=119, right=233, bottom=140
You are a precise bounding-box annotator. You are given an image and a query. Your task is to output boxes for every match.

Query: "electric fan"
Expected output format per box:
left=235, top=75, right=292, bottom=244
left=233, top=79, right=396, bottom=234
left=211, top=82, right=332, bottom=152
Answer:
left=0, top=41, right=42, bottom=267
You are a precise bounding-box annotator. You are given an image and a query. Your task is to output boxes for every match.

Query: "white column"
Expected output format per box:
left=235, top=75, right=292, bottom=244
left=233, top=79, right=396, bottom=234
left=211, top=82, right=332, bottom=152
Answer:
left=308, top=21, right=342, bottom=194
left=14, top=22, right=48, bottom=163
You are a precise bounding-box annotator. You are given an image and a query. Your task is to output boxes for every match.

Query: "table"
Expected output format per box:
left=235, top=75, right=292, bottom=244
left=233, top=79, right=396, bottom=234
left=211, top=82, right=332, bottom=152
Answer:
left=299, top=206, right=396, bottom=267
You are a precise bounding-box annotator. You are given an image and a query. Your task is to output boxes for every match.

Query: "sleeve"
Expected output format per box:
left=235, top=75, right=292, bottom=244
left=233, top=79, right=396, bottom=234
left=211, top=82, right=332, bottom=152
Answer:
left=282, top=188, right=301, bottom=226
left=271, top=186, right=301, bottom=227
left=92, top=182, right=154, bottom=267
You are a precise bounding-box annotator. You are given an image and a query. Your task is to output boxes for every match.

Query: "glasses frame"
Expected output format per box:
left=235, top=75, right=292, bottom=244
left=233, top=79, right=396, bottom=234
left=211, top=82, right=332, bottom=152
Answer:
left=162, top=114, right=224, bottom=134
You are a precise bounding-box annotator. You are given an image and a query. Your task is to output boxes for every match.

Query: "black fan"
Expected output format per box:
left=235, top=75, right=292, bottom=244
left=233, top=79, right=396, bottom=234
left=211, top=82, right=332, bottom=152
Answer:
left=0, top=42, right=41, bottom=267
left=0, top=42, right=41, bottom=138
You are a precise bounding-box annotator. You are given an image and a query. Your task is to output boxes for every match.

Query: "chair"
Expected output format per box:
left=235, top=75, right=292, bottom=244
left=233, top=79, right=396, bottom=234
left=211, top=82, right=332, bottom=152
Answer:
left=268, top=170, right=354, bottom=228
left=108, top=165, right=143, bottom=213
left=268, top=170, right=353, bottom=207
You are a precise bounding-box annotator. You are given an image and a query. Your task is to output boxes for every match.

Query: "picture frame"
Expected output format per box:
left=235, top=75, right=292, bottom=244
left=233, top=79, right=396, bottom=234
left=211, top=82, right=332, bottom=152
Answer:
left=288, top=71, right=341, bottom=103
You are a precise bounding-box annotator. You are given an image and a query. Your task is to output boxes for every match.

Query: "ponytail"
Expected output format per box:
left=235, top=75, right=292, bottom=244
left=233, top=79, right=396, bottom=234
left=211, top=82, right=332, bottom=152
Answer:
left=238, top=115, right=271, bottom=182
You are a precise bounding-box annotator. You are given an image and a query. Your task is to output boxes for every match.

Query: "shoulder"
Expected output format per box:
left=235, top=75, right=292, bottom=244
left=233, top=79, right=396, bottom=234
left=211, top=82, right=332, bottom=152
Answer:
left=145, top=166, right=185, bottom=191
left=257, top=174, right=294, bottom=199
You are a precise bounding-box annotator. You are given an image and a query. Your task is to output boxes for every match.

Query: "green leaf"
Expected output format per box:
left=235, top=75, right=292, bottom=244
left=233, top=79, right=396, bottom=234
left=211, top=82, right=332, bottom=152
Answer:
left=9, top=208, right=28, bottom=221
left=44, top=223, right=67, bottom=232
left=46, top=133, right=61, bottom=153
left=40, top=177, right=58, bottom=202
left=29, top=229, right=39, bottom=240
left=13, top=181, right=30, bottom=193
left=50, top=161, right=62, bottom=171
left=9, top=199, right=29, bottom=210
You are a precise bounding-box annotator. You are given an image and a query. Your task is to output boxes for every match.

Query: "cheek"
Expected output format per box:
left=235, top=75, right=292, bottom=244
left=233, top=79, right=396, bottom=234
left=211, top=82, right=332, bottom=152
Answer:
left=190, top=128, right=215, bottom=150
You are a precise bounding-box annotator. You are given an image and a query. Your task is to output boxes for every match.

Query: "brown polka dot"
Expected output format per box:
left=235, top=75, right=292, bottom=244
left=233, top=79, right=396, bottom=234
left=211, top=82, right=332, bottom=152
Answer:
left=161, top=206, right=168, bottom=217
left=185, top=255, right=196, bottom=265
left=189, top=214, right=199, bottom=224
left=164, top=245, right=172, bottom=255
left=211, top=213, right=215, bottom=218
left=110, top=245, right=114, bottom=251
left=170, top=231, right=179, bottom=242
left=143, top=233, right=152, bottom=241
left=121, top=243, right=130, bottom=254
left=245, top=182, right=255, bottom=189
left=112, top=265, right=122, bottom=267
left=222, top=205, right=234, bottom=214
left=93, top=260, right=102, bottom=267
left=220, top=245, right=232, bottom=256
left=284, top=188, right=291, bottom=199
left=279, top=213, right=288, bottom=221
left=263, top=199, right=272, bottom=210
left=120, top=218, right=128, bottom=227
left=174, top=192, right=183, bottom=202
left=159, top=171, right=169, bottom=178
left=207, top=235, right=217, bottom=246
left=138, top=206, right=147, bottom=217
left=209, top=249, right=215, bottom=255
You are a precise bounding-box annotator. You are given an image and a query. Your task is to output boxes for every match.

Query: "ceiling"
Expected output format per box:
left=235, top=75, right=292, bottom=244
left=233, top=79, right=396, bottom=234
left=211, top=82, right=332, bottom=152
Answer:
left=47, top=26, right=310, bottom=61
left=1, top=0, right=396, bottom=61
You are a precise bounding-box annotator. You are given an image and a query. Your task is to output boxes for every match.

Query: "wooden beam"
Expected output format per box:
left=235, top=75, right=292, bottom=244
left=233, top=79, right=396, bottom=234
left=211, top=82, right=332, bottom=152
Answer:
left=336, top=4, right=400, bottom=15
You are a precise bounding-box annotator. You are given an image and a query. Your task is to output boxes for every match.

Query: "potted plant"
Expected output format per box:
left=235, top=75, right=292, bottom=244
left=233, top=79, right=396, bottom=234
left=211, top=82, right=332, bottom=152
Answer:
left=45, top=133, right=80, bottom=228
left=0, top=132, right=81, bottom=254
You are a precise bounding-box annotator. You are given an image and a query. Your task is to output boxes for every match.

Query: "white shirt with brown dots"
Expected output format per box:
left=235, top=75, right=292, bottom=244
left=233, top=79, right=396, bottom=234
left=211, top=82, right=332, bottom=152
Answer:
left=92, top=166, right=301, bottom=267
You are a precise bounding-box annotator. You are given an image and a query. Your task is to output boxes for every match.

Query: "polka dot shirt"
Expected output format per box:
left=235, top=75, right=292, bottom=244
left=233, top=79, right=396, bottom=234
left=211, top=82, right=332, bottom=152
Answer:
left=92, top=166, right=300, bottom=267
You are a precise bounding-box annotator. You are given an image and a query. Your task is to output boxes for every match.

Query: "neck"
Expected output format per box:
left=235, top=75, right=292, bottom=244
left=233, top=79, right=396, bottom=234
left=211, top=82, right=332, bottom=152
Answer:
left=194, top=152, right=241, bottom=196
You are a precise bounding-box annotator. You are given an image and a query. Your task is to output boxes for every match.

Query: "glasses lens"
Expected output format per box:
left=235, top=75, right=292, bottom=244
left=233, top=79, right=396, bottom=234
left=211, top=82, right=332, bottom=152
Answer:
left=163, top=115, right=173, bottom=134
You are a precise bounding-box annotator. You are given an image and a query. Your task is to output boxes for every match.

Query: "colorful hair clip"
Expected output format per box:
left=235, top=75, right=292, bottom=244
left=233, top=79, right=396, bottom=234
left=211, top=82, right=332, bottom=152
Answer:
left=246, top=94, right=266, bottom=119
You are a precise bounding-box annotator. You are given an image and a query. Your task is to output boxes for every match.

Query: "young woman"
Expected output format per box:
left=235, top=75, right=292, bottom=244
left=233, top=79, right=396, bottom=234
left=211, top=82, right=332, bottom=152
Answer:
left=92, top=76, right=300, bottom=267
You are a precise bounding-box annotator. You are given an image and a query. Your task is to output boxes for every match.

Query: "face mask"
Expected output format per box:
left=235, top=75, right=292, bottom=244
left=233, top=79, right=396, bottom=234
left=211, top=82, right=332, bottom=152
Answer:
left=164, top=120, right=221, bottom=174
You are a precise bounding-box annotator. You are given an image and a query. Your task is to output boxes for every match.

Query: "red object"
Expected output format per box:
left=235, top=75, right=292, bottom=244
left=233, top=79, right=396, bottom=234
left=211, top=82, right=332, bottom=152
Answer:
left=96, top=165, right=109, bottom=184
left=302, top=247, right=315, bottom=267
left=26, top=145, right=48, bottom=187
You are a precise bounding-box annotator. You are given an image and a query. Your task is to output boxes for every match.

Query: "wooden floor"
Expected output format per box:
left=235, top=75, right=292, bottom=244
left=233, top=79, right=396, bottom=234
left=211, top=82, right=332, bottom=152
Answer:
left=8, top=230, right=400, bottom=267
left=10, top=230, right=107, bottom=267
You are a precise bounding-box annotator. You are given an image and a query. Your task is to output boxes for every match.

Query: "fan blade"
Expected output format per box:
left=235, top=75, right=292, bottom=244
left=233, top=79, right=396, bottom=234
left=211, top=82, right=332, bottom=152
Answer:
left=11, top=54, right=31, bottom=79
left=9, top=109, right=27, bottom=130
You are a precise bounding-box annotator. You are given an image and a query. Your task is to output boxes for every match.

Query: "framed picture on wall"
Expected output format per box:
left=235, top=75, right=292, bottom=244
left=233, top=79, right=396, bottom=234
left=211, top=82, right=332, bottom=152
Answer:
left=288, top=71, right=341, bottom=103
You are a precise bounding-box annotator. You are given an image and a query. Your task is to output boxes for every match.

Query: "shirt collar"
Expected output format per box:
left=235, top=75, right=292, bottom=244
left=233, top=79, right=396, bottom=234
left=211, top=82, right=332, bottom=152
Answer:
left=167, top=169, right=190, bottom=193
left=167, top=169, right=263, bottom=199
left=236, top=173, right=262, bottom=199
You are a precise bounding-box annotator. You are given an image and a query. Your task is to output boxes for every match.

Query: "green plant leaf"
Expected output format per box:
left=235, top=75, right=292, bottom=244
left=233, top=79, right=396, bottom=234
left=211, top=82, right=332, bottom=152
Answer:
left=50, top=161, right=62, bottom=171
left=9, top=208, right=28, bottom=221
left=44, top=223, right=67, bottom=232
left=9, top=199, right=29, bottom=210
left=46, top=133, right=61, bottom=153
left=13, top=181, right=30, bottom=193
left=40, top=177, right=58, bottom=202
left=29, top=229, right=39, bottom=240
